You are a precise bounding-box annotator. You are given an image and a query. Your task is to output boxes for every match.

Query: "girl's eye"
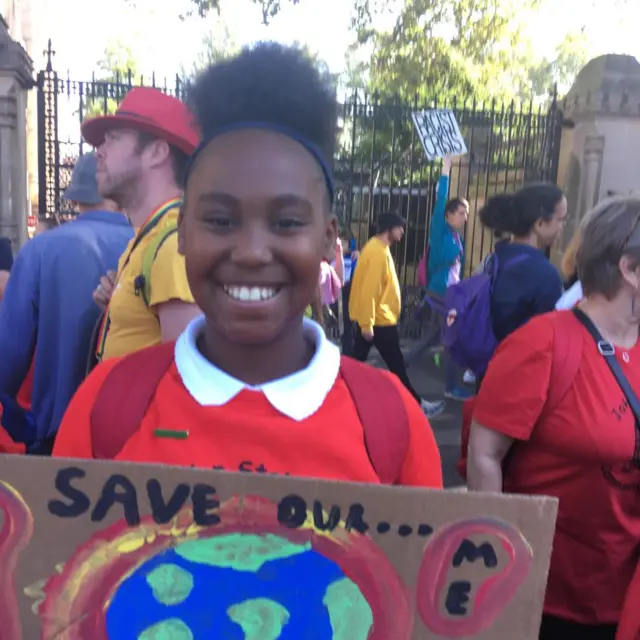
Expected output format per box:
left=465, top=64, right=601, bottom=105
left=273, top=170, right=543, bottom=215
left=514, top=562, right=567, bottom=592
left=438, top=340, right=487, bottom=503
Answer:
left=275, top=218, right=304, bottom=230
left=204, top=216, right=232, bottom=229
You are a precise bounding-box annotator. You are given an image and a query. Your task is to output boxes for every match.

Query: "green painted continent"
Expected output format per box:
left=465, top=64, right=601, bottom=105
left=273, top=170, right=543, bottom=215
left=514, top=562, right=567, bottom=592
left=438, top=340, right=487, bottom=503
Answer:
left=145, top=563, right=194, bottom=606
left=175, top=533, right=310, bottom=572
left=227, top=598, right=290, bottom=640
left=138, top=618, right=194, bottom=640
left=323, top=577, right=373, bottom=640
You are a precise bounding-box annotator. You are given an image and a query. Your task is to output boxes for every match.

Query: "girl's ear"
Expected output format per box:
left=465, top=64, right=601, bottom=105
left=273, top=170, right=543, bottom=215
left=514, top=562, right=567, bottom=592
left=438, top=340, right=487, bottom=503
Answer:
left=323, top=215, right=338, bottom=261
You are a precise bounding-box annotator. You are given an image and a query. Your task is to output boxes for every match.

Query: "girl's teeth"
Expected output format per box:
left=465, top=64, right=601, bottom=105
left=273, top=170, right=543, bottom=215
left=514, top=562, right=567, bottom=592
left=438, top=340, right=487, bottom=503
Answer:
left=224, top=285, right=277, bottom=301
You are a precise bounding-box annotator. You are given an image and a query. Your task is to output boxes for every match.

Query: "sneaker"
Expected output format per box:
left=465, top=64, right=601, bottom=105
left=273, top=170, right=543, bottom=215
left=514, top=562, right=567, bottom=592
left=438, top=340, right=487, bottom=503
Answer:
left=463, top=370, right=476, bottom=385
left=420, top=399, right=445, bottom=418
left=444, top=387, right=474, bottom=401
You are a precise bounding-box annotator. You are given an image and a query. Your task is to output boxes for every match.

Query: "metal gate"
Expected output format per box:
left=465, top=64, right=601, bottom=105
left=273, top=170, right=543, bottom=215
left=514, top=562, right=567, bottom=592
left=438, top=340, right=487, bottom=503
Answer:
left=332, top=91, right=563, bottom=285
left=37, top=42, right=563, bottom=288
left=36, top=41, right=189, bottom=222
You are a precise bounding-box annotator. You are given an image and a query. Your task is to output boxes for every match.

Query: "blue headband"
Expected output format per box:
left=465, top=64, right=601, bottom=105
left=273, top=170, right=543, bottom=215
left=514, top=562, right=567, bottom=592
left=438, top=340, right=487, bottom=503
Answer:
left=183, top=121, right=335, bottom=205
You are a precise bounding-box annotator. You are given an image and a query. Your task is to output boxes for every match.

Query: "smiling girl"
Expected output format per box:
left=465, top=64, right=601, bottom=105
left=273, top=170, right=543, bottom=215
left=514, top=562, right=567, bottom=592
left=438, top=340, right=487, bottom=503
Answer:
left=52, top=44, right=442, bottom=488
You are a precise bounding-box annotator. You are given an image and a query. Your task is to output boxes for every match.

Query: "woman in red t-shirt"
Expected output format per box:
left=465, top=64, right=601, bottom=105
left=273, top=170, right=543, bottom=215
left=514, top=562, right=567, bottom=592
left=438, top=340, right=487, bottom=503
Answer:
left=467, top=196, right=640, bottom=639
left=52, top=45, right=442, bottom=490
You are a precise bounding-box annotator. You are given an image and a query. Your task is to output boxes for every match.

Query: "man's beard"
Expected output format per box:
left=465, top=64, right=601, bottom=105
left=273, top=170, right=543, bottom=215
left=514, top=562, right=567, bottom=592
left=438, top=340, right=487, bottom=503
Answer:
left=99, top=171, right=137, bottom=211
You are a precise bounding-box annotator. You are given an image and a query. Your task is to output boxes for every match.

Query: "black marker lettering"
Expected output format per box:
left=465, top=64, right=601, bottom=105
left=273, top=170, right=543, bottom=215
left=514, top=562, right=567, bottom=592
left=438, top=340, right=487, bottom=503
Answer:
left=344, top=503, right=369, bottom=534
left=423, top=137, right=437, bottom=158
left=452, top=539, right=498, bottom=568
left=420, top=114, right=439, bottom=158
left=312, top=500, right=340, bottom=531
left=427, top=115, right=443, bottom=156
left=239, top=460, right=253, bottom=472
left=277, top=494, right=307, bottom=529
left=147, top=479, right=190, bottom=524
left=91, top=474, right=140, bottom=526
left=441, top=110, right=464, bottom=154
left=433, top=114, right=448, bottom=155
left=48, top=467, right=91, bottom=518
left=444, top=110, right=458, bottom=129
left=192, top=484, right=221, bottom=526
left=445, top=581, right=472, bottom=615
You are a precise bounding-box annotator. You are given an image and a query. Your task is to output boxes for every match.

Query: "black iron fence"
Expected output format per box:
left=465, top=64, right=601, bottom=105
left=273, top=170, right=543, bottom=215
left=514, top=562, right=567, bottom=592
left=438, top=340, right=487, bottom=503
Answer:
left=334, top=91, right=563, bottom=286
left=37, top=41, right=190, bottom=223
left=37, top=41, right=563, bottom=295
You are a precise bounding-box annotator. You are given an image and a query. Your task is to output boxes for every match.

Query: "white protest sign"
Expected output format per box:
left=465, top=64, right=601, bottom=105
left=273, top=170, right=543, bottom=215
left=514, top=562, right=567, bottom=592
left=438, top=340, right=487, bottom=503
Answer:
left=412, top=109, right=468, bottom=160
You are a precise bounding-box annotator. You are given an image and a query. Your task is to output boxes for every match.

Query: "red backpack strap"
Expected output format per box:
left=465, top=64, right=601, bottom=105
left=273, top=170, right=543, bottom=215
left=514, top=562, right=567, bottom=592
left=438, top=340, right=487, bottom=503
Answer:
left=90, top=342, right=175, bottom=459
left=474, top=312, right=583, bottom=482
left=339, top=356, right=410, bottom=484
left=545, top=310, right=583, bottom=413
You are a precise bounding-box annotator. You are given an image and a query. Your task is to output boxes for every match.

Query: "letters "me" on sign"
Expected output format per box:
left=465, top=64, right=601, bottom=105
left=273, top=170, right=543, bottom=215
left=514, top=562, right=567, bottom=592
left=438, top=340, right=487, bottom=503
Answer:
left=412, top=109, right=468, bottom=161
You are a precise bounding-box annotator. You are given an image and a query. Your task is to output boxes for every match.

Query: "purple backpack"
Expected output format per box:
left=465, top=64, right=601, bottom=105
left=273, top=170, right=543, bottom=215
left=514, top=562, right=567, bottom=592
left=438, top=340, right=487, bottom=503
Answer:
left=441, top=253, right=528, bottom=374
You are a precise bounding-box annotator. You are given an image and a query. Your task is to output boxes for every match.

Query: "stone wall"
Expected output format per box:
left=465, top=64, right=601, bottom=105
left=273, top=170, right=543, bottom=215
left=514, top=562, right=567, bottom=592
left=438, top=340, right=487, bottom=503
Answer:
left=555, top=54, right=640, bottom=262
left=0, top=13, right=33, bottom=249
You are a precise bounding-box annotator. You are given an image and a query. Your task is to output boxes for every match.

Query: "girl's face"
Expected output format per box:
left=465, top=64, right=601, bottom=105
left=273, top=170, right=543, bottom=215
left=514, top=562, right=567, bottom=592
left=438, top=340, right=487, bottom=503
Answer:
left=447, top=204, right=469, bottom=232
left=536, top=196, right=568, bottom=248
left=179, top=129, right=337, bottom=345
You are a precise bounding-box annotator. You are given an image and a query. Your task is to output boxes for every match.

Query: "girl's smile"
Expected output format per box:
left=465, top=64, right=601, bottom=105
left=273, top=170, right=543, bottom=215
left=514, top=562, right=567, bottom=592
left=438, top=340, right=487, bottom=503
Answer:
left=222, top=284, right=282, bottom=302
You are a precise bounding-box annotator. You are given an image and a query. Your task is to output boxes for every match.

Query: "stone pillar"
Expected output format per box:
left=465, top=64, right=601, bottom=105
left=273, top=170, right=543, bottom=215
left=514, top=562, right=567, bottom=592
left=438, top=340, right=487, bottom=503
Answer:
left=556, top=54, right=640, bottom=254
left=580, top=135, right=605, bottom=218
left=0, top=14, right=33, bottom=250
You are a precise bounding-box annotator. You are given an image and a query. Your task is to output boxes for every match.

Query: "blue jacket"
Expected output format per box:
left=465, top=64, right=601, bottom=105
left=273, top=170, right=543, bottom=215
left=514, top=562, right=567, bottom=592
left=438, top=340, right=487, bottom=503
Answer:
left=426, top=175, right=463, bottom=296
left=0, top=210, right=133, bottom=443
left=491, top=242, right=563, bottom=342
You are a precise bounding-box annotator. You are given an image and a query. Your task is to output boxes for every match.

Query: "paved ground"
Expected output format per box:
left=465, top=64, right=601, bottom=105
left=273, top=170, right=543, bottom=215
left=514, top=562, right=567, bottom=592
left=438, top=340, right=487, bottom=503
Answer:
left=366, top=342, right=466, bottom=488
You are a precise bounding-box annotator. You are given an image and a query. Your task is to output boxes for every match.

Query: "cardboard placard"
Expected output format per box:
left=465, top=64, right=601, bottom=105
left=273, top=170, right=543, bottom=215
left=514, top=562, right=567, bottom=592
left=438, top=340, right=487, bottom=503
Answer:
left=0, top=455, right=557, bottom=639
left=412, top=109, right=468, bottom=160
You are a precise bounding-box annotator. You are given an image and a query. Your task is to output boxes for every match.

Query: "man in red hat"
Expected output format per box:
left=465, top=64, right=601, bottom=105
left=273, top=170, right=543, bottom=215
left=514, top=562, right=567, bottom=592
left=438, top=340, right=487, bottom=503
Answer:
left=84, top=87, right=201, bottom=364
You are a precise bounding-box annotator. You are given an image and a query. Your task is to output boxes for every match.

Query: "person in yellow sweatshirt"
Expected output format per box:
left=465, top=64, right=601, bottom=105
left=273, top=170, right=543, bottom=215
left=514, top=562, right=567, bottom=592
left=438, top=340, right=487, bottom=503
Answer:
left=349, top=211, right=445, bottom=418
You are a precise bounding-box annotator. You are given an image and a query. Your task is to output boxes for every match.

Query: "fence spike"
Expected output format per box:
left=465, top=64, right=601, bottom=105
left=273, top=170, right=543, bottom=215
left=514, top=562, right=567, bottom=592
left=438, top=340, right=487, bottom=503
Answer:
left=44, top=39, right=55, bottom=72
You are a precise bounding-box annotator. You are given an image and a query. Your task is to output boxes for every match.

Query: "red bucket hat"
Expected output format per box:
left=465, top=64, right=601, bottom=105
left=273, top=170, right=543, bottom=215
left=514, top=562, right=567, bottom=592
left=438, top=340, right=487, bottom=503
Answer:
left=81, top=87, right=199, bottom=156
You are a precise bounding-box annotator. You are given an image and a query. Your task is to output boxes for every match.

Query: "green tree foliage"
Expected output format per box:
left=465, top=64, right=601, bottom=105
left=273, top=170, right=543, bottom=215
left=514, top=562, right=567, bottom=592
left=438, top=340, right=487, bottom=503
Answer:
left=337, top=0, right=582, bottom=243
left=82, top=40, right=140, bottom=120
left=184, top=29, right=332, bottom=90
left=527, top=30, right=589, bottom=97
left=192, top=0, right=300, bottom=21
left=355, top=0, right=543, bottom=104
left=340, top=47, right=369, bottom=92
left=352, top=0, right=593, bottom=103
left=183, top=23, right=241, bottom=81
left=127, top=0, right=300, bottom=23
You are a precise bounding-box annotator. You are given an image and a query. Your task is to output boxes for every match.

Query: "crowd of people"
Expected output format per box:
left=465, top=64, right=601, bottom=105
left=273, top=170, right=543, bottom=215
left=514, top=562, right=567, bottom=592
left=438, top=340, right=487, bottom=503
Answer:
left=0, top=41, right=637, bottom=639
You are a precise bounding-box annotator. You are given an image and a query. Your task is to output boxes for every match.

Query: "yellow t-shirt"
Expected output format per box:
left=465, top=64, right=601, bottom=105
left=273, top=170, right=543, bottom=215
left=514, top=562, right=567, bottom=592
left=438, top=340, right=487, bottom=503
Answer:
left=349, top=236, right=401, bottom=332
left=99, top=200, right=194, bottom=361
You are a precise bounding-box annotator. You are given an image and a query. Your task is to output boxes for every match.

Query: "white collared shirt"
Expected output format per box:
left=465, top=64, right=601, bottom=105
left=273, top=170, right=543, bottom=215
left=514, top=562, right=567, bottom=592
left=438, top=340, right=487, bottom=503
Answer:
left=556, top=281, right=583, bottom=310
left=174, top=316, right=341, bottom=421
